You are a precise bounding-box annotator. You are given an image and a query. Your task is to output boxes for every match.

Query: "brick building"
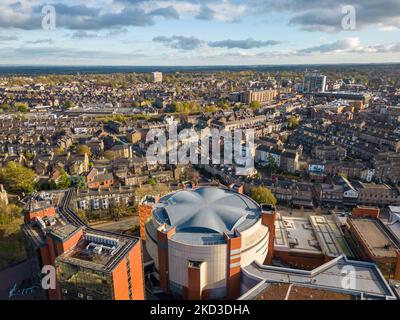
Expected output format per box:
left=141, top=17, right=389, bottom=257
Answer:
left=22, top=190, right=145, bottom=300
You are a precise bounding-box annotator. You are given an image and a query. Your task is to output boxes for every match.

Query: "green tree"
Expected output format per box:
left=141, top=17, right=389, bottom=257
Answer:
left=72, top=176, right=87, bottom=189
left=146, top=177, right=157, bottom=186
left=266, top=154, right=278, bottom=176
left=0, top=203, right=22, bottom=225
left=57, top=169, right=72, bottom=189
left=0, top=162, right=36, bottom=194
left=63, top=100, right=75, bottom=109
left=250, top=101, right=261, bottom=111
left=15, top=102, right=29, bottom=113
left=250, top=186, right=277, bottom=206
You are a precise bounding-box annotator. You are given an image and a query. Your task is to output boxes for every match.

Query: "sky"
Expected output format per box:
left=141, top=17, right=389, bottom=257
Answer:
left=0, top=0, right=400, bottom=65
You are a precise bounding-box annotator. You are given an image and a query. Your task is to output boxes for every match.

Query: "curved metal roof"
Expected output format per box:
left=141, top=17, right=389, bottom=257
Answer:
left=154, top=187, right=261, bottom=236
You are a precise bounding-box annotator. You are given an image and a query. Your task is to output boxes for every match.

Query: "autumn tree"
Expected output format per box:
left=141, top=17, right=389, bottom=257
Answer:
left=250, top=186, right=277, bottom=206
left=77, top=144, right=92, bottom=156
left=287, top=116, right=300, bottom=129
left=0, top=162, right=36, bottom=194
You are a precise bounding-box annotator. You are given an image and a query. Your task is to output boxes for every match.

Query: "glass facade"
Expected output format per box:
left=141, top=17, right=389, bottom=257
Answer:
left=56, top=261, right=114, bottom=300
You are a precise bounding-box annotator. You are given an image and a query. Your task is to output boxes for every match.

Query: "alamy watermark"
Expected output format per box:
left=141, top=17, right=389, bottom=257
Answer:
left=146, top=125, right=255, bottom=176
left=342, top=5, right=357, bottom=30
left=341, top=265, right=356, bottom=290
left=42, top=5, right=56, bottom=31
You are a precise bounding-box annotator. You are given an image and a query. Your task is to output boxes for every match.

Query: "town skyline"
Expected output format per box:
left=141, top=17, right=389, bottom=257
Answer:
left=0, top=1, right=400, bottom=65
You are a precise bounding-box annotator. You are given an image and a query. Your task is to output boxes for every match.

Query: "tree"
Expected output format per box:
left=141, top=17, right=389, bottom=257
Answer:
left=76, top=209, right=88, bottom=223
left=63, top=100, right=75, bottom=109
left=41, top=179, right=58, bottom=191
left=250, top=101, right=261, bottom=111
left=110, top=203, right=129, bottom=221
left=57, top=169, right=72, bottom=189
left=250, top=186, right=277, bottom=206
left=103, top=150, right=115, bottom=160
left=0, top=162, right=36, bottom=194
left=288, top=116, right=300, bottom=129
left=72, top=176, right=87, bottom=189
left=146, top=177, right=157, bottom=186
left=53, top=147, right=65, bottom=156
left=0, top=203, right=22, bottom=225
left=77, top=145, right=92, bottom=157
left=204, top=105, right=217, bottom=113
left=266, top=154, right=278, bottom=176
left=15, top=102, right=29, bottom=113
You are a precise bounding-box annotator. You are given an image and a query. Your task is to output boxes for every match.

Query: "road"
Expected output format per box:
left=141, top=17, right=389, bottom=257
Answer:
left=89, top=216, right=139, bottom=233
left=0, top=260, right=37, bottom=300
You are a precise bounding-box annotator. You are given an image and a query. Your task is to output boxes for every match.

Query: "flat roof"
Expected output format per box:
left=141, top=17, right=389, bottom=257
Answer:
left=389, top=206, right=400, bottom=215
left=254, top=283, right=353, bottom=300
left=56, top=230, right=136, bottom=272
left=359, top=182, right=391, bottom=190
left=350, top=218, right=398, bottom=258
left=240, top=256, right=396, bottom=300
left=48, top=223, right=81, bottom=242
left=386, top=221, right=400, bottom=243
left=275, top=215, right=321, bottom=253
left=310, top=215, right=353, bottom=257
left=275, top=214, right=352, bottom=257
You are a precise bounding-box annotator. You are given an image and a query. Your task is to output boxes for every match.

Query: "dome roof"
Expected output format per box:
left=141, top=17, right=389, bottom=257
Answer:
left=154, top=187, right=261, bottom=235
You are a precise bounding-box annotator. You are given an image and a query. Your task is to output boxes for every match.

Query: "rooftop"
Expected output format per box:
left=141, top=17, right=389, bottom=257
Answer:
left=275, top=214, right=352, bottom=257
left=56, top=230, right=135, bottom=272
left=389, top=206, right=400, bottom=215
left=275, top=215, right=320, bottom=253
left=153, top=187, right=261, bottom=245
left=240, top=256, right=396, bottom=300
left=349, top=218, right=399, bottom=258
left=254, top=283, right=353, bottom=300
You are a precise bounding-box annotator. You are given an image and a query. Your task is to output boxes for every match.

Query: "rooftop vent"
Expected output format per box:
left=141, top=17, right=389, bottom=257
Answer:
left=84, top=234, right=119, bottom=247
left=35, top=217, right=46, bottom=234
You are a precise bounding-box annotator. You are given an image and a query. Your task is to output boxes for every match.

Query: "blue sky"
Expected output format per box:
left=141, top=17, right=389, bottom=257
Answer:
left=0, top=0, right=400, bottom=65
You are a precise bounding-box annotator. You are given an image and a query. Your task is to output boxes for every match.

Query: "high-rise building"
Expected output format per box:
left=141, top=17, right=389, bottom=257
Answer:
left=22, top=190, right=145, bottom=300
left=152, top=72, right=163, bottom=83
left=303, top=71, right=327, bottom=93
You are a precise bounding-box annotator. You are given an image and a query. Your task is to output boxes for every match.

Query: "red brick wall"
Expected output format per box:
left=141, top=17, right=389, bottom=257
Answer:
left=352, top=207, right=380, bottom=219
left=138, top=205, right=153, bottom=240
left=129, top=240, right=145, bottom=300
left=157, top=226, right=176, bottom=292
left=187, top=265, right=202, bottom=300
left=43, top=229, right=83, bottom=300
left=347, top=219, right=397, bottom=278
left=55, top=229, right=83, bottom=254
left=112, top=258, right=130, bottom=300
left=25, top=206, right=56, bottom=222
left=225, top=234, right=242, bottom=300
left=262, top=211, right=276, bottom=265
left=274, top=250, right=327, bottom=270
left=111, top=240, right=145, bottom=300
